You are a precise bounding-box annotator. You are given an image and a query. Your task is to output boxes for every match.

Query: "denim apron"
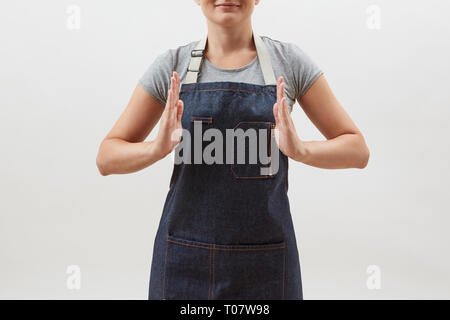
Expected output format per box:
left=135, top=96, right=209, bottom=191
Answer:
left=148, top=32, right=303, bottom=300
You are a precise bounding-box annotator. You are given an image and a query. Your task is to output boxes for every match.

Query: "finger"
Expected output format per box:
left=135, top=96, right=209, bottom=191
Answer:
left=170, top=76, right=179, bottom=122
left=283, top=97, right=290, bottom=121
left=165, top=89, right=174, bottom=121
left=280, top=81, right=285, bottom=100
left=281, top=97, right=294, bottom=128
left=276, top=76, right=283, bottom=104
left=167, top=77, right=176, bottom=121
left=173, top=71, right=180, bottom=102
left=170, top=72, right=176, bottom=105
left=285, top=101, right=295, bottom=127
left=177, top=99, right=184, bottom=123
left=282, top=95, right=290, bottom=118
left=176, top=71, right=180, bottom=90
left=169, top=77, right=178, bottom=118
left=273, top=102, right=280, bottom=126
left=279, top=97, right=288, bottom=126
left=167, top=77, right=173, bottom=109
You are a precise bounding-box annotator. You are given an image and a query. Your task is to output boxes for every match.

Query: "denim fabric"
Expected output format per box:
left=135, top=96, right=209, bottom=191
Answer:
left=148, top=81, right=303, bottom=300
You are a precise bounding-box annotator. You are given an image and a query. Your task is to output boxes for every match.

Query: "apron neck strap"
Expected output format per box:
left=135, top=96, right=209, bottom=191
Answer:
left=185, top=31, right=277, bottom=86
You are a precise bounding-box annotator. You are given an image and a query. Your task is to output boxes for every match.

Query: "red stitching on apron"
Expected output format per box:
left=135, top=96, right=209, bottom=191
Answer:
left=167, top=238, right=285, bottom=251
left=208, top=247, right=212, bottom=300
left=212, top=244, right=215, bottom=299
left=181, top=88, right=275, bottom=95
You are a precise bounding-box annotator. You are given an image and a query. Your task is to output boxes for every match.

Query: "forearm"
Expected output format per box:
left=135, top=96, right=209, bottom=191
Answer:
left=96, top=138, right=164, bottom=176
left=294, top=133, right=370, bottom=169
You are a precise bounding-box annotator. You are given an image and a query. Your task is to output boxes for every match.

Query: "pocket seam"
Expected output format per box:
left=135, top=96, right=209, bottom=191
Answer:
left=209, top=246, right=215, bottom=300
left=167, top=235, right=285, bottom=251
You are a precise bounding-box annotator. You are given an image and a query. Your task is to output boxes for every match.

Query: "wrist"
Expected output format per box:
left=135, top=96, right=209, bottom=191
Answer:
left=150, top=139, right=168, bottom=161
left=294, top=139, right=309, bottom=163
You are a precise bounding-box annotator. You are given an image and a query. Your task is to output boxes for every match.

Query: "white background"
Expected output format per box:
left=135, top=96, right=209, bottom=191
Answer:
left=1, top=0, right=449, bottom=299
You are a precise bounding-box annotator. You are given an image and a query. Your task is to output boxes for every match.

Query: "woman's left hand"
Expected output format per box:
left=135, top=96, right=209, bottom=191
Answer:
left=272, top=76, right=306, bottom=161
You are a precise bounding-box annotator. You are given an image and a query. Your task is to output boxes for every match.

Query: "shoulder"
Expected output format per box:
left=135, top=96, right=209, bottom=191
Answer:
left=147, top=39, right=201, bottom=85
left=260, top=35, right=323, bottom=101
left=138, top=40, right=199, bottom=106
left=149, top=39, right=198, bottom=69
left=260, top=35, right=292, bottom=54
left=260, top=35, right=314, bottom=65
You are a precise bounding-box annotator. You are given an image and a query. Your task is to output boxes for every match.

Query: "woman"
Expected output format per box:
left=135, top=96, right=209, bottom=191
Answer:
left=96, top=0, right=370, bottom=300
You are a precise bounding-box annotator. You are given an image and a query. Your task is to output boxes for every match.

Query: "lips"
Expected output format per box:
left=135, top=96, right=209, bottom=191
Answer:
left=216, top=3, right=239, bottom=8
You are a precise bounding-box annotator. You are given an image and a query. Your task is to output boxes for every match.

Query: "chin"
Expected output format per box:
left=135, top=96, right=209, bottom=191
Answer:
left=210, top=14, right=243, bottom=27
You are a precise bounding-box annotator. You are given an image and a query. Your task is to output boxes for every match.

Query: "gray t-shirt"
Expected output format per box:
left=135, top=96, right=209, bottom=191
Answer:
left=138, top=35, right=323, bottom=112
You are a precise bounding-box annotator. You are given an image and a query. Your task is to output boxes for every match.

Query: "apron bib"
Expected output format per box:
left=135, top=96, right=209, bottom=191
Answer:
left=148, top=31, right=303, bottom=300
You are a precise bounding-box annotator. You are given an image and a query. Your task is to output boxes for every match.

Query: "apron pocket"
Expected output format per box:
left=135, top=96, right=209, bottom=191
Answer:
left=163, top=235, right=212, bottom=300
left=163, top=235, right=285, bottom=300
left=231, top=121, right=278, bottom=179
left=213, top=241, right=286, bottom=300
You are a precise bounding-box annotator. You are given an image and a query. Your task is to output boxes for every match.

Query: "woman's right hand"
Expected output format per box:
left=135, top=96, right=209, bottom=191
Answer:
left=154, top=71, right=184, bottom=159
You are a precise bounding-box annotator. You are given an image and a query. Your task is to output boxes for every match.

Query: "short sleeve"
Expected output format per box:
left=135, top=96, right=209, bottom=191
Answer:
left=138, top=49, right=174, bottom=107
left=287, top=43, right=323, bottom=100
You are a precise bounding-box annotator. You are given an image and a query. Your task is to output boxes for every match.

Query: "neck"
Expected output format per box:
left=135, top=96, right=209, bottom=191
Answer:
left=205, top=21, right=254, bottom=56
